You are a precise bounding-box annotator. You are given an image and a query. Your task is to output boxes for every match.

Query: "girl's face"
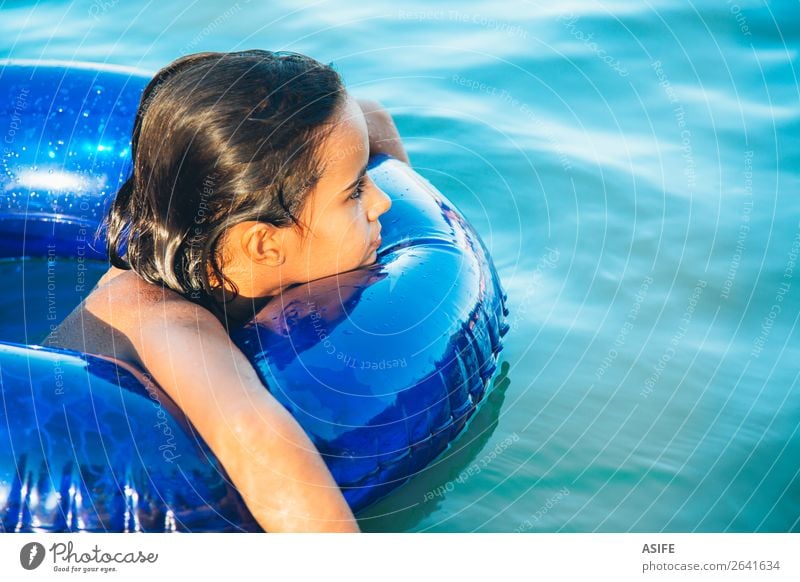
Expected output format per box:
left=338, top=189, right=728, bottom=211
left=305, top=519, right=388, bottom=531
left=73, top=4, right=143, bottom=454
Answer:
left=279, top=93, right=392, bottom=284
left=217, top=92, right=392, bottom=305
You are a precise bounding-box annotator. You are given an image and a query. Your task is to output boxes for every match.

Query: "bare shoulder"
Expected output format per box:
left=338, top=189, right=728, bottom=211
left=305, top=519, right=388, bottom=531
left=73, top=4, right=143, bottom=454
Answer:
left=41, top=264, right=232, bottom=383
left=93, top=271, right=228, bottom=341
left=94, top=265, right=128, bottom=287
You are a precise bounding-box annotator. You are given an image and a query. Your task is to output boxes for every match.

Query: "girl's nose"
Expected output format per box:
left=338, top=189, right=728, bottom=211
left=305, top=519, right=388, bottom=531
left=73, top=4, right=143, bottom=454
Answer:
left=367, top=182, right=392, bottom=222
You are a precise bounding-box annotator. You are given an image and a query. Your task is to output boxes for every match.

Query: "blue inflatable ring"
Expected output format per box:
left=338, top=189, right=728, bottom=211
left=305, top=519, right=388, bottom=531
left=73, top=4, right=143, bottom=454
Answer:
left=0, top=62, right=509, bottom=532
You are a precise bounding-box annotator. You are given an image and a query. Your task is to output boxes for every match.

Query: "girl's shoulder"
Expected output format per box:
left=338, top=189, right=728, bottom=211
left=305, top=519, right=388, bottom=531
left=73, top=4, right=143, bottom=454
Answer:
left=89, top=267, right=214, bottom=327
left=94, top=265, right=128, bottom=287
left=44, top=268, right=216, bottom=367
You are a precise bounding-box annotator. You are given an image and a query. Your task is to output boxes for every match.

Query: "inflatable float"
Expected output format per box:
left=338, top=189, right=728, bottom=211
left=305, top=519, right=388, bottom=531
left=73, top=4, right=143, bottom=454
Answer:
left=0, top=61, right=509, bottom=532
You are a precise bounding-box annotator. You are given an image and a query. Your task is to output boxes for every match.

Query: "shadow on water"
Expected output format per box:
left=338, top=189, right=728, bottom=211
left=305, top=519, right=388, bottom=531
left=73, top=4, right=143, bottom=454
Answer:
left=357, top=360, right=513, bottom=532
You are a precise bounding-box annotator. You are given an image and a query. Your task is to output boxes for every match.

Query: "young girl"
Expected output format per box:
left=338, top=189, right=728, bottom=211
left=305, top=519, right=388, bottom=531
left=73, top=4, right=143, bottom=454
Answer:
left=43, top=49, right=409, bottom=532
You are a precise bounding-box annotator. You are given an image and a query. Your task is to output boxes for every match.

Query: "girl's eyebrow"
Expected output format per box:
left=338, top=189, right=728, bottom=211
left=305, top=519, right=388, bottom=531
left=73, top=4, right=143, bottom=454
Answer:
left=340, top=163, right=368, bottom=195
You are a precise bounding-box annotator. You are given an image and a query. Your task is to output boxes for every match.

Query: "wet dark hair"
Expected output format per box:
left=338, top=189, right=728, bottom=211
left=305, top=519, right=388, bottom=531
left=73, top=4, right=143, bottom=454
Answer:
left=104, top=49, right=345, bottom=318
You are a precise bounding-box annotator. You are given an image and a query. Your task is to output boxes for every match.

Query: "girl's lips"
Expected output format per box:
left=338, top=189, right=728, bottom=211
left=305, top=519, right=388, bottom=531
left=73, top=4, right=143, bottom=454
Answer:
left=371, top=236, right=382, bottom=248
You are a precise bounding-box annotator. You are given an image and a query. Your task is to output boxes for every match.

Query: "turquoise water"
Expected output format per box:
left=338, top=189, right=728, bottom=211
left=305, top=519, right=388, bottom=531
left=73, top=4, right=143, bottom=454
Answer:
left=2, top=0, right=798, bottom=532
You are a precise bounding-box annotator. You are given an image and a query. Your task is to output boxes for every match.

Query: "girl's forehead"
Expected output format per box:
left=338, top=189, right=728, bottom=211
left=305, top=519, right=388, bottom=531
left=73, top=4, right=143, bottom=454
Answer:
left=319, top=103, right=369, bottom=174
left=329, top=95, right=368, bottom=147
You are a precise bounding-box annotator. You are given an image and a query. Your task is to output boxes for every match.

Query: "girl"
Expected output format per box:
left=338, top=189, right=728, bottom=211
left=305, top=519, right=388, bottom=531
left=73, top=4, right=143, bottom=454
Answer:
left=43, top=50, right=409, bottom=532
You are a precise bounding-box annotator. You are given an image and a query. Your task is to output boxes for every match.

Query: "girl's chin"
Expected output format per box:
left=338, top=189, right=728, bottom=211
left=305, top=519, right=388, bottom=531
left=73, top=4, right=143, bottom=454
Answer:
left=362, top=249, right=378, bottom=265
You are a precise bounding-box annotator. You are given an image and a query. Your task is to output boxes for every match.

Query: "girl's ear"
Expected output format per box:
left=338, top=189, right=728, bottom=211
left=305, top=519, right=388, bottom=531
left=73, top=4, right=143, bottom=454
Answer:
left=239, top=221, right=286, bottom=267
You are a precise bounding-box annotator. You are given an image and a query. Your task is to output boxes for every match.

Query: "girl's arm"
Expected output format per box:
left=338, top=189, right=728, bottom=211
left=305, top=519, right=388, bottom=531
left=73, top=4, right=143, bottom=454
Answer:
left=135, top=301, right=359, bottom=533
left=357, top=98, right=411, bottom=164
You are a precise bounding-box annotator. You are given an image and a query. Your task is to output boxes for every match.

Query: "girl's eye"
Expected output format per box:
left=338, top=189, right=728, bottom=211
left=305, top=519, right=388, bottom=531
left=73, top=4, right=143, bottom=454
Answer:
left=349, top=176, right=366, bottom=201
